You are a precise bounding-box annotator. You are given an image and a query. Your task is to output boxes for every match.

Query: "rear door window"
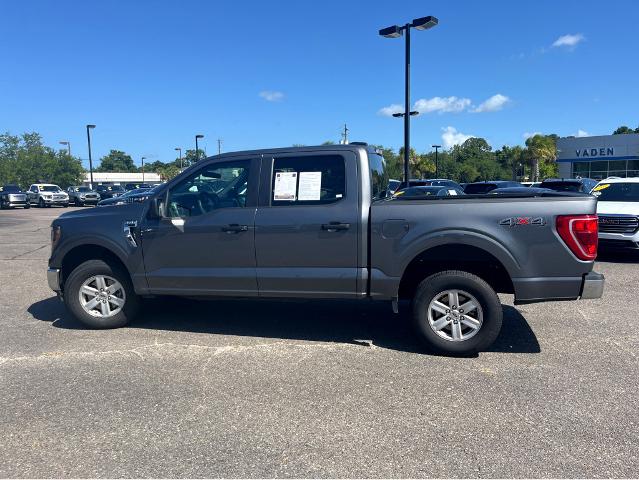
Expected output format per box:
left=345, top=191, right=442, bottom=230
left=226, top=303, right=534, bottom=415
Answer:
left=271, top=155, right=346, bottom=206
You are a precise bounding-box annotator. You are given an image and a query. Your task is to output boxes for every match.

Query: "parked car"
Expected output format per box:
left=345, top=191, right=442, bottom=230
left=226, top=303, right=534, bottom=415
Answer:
left=97, top=187, right=154, bottom=206
left=67, top=186, right=100, bottom=206
left=400, top=179, right=463, bottom=190
left=47, top=144, right=603, bottom=355
left=539, top=178, right=598, bottom=194
left=591, top=177, right=639, bottom=250
left=27, top=184, right=69, bottom=207
left=394, top=185, right=465, bottom=197
left=0, top=184, right=30, bottom=209
left=463, top=181, right=522, bottom=194
left=95, top=184, right=126, bottom=200
left=124, top=183, right=152, bottom=191
left=489, top=186, right=589, bottom=197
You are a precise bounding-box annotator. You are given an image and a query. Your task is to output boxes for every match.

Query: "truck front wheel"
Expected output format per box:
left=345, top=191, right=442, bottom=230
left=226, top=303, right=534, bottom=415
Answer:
left=412, top=270, right=503, bottom=355
left=64, top=259, right=140, bottom=329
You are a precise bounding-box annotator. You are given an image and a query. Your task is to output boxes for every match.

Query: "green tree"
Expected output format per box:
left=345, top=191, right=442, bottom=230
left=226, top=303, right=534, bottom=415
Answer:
left=525, top=134, right=557, bottom=181
left=613, top=125, right=635, bottom=135
left=0, top=132, right=84, bottom=188
left=97, top=150, right=136, bottom=172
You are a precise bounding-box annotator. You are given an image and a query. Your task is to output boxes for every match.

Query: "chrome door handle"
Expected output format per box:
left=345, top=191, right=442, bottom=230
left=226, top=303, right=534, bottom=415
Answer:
left=321, top=222, right=350, bottom=232
left=222, top=224, right=249, bottom=233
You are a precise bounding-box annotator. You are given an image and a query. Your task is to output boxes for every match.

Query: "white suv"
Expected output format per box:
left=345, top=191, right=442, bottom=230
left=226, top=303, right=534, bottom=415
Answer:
left=592, top=177, right=639, bottom=249
left=27, top=184, right=69, bottom=208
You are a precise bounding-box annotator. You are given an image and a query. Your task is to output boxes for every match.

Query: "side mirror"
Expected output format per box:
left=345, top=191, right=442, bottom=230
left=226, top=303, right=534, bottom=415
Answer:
left=147, top=197, right=165, bottom=219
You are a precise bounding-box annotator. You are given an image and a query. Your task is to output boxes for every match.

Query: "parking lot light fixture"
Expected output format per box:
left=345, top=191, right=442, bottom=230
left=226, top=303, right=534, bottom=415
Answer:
left=141, top=157, right=146, bottom=183
left=195, top=134, right=204, bottom=163
left=379, top=15, right=439, bottom=186
left=412, top=16, right=439, bottom=30
left=86, top=125, right=96, bottom=189
left=59, top=141, right=71, bottom=156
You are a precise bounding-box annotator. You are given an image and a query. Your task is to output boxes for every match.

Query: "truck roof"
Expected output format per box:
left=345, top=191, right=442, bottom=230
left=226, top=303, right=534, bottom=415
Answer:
left=201, top=143, right=377, bottom=161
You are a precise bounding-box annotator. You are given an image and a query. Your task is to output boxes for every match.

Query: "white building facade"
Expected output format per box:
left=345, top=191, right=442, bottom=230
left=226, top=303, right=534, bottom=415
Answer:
left=82, top=172, right=162, bottom=187
left=557, top=134, right=639, bottom=180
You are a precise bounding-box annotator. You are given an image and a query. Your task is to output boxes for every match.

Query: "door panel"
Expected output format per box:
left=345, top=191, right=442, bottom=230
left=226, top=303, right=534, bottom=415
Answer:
left=141, top=158, right=259, bottom=296
left=254, top=152, right=360, bottom=297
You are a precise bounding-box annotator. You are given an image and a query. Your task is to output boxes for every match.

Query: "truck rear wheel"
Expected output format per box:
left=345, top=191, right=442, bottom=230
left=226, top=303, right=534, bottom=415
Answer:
left=64, top=259, right=140, bottom=329
left=411, top=270, right=502, bottom=355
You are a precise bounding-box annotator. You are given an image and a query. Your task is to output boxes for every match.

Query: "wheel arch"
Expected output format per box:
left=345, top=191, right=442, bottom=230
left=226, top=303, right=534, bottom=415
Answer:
left=60, top=244, right=131, bottom=291
left=398, top=243, right=515, bottom=300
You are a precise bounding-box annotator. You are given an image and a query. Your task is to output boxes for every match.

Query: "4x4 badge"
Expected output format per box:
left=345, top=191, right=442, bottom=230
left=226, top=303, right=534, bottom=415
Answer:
left=499, top=217, right=546, bottom=227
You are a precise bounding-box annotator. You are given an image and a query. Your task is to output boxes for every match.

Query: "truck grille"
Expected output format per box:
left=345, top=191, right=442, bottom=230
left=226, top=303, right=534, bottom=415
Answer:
left=598, top=215, right=639, bottom=234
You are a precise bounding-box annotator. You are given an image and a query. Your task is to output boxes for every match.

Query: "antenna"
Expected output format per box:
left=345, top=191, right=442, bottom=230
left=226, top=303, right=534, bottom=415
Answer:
left=340, top=123, right=349, bottom=144
left=217, top=138, right=222, bottom=155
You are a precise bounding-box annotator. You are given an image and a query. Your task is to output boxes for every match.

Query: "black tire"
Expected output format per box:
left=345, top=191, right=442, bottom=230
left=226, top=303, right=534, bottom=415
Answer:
left=411, top=270, right=503, bottom=355
left=64, top=259, right=140, bottom=329
left=63, top=203, right=69, bottom=208
left=38, top=198, right=45, bottom=208
left=24, top=203, right=30, bottom=209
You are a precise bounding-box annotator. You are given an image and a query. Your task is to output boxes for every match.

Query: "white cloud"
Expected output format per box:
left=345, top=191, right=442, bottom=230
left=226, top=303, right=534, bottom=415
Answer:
left=576, top=129, right=589, bottom=137
left=472, top=94, right=511, bottom=113
left=259, top=90, right=284, bottom=102
left=413, top=96, right=471, bottom=114
left=552, top=33, right=585, bottom=49
left=378, top=104, right=404, bottom=117
left=442, top=126, right=474, bottom=149
left=523, top=131, right=542, bottom=139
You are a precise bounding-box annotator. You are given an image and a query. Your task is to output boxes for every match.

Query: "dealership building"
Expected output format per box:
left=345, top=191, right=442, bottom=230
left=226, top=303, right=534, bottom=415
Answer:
left=557, top=133, right=639, bottom=180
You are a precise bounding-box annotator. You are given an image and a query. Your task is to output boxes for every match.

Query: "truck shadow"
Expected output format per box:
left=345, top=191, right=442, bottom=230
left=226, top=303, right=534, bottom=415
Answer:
left=28, top=297, right=540, bottom=356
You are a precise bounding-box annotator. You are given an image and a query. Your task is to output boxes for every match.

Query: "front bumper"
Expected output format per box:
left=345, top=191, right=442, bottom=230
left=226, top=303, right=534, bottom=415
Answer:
left=47, top=268, right=61, bottom=293
left=42, top=198, right=69, bottom=205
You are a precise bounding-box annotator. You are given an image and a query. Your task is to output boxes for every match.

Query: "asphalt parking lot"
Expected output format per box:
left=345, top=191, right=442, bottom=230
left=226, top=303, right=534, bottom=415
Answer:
left=0, top=206, right=637, bottom=478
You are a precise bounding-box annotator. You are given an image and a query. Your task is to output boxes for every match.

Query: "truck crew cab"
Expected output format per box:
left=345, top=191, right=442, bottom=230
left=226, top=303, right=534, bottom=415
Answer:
left=47, top=144, right=604, bottom=354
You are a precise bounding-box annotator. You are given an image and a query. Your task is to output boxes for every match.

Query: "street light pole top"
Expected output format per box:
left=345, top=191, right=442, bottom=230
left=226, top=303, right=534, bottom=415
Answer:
left=86, top=124, right=96, bottom=129
left=195, top=134, right=204, bottom=139
left=432, top=144, right=442, bottom=148
left=392, top=111, right=419, bottom=117
left=379, top=25, right=403, bottom=38
left=412, top=16, right=439, bottom=30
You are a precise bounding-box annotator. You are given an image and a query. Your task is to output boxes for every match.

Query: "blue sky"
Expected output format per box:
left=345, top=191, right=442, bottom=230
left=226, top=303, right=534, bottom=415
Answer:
left=1, top=0, right=638, bottom=168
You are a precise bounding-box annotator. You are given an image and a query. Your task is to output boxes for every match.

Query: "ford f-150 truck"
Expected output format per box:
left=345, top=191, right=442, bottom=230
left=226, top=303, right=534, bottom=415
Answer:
left=47, top=144, right=604, bottom=354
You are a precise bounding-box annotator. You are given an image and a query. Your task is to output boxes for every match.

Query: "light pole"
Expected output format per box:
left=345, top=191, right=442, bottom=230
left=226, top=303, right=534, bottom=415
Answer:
left=141, top=156, right=146, bottom=183
left=175, top=147, right=182, bottom=169
left=195, top=134, right=204, bottom=163
left=59, top=141, right=71, bottom=156
left=432, top=144, right=441, bottom=177
left=86, top=125, right=96, bottom=189
left=379, top=16, right=438, bottom=186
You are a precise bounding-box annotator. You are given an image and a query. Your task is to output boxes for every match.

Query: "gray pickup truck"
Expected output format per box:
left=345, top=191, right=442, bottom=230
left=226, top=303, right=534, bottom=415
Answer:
left=47, top=144, right=604, bottom=354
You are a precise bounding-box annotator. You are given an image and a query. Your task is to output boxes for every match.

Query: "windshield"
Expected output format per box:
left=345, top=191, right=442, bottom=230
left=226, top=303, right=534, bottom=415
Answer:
left=1, top=185, right=21, bottom=192
left=592, top=182, right=639, bottom=202
left=464, top=183, right=497, bottom=194
left=540, top=181, right=581, bottom=192
left=77, top=186, right=92, bottom=192
left=39, top=185, right=61, bottom=192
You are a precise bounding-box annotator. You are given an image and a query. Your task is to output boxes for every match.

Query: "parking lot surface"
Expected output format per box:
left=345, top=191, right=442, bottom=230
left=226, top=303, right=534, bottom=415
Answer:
left=0, top=206, right=638, bottom=478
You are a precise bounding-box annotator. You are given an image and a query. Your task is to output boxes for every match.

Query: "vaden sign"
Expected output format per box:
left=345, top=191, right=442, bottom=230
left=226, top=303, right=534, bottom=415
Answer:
left=575, top=147, right=614, bottom=158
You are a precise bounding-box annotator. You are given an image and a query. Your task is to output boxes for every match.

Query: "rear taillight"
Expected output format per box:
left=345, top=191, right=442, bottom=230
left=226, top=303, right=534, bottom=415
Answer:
left=556, top=214, right=598, bottom=261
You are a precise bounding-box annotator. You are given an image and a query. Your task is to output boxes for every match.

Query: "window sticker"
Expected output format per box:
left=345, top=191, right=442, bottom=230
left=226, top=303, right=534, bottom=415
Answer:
left=448, top=189, right=458, bottom=195
left=273, top=171, right=297, bottom=201
left=298, top=171, right=322, bottom=201
left=592, top=183, right=610, bottom=192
